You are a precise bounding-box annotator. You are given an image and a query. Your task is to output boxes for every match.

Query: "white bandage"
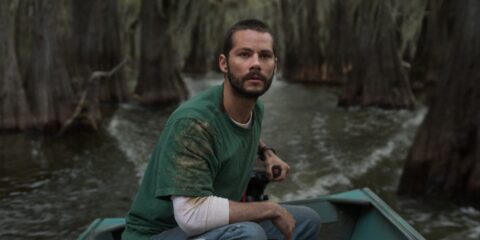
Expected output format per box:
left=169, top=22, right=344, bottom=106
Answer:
left=172, top=196, right=229, bottom=236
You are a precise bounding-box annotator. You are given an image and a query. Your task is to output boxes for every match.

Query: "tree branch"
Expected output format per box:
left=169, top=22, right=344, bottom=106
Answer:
left=56, top=57, right=129, bottom=137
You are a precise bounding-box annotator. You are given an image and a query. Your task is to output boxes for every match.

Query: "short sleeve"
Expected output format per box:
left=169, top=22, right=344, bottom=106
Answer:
left=154, top=118, right=217, bottom=198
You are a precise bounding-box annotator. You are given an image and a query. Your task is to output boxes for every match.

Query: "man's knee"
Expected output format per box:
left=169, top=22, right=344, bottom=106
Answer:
left=218, top=222, right=267, bottom=240
left=301, top=206, right=322, bottom=226
left=284, top=205, right=322, bottom=239
left=287, top=205, right=321, bottom=222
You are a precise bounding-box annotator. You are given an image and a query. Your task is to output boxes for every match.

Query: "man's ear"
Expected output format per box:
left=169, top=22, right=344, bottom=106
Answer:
left=219, top=54, right=228, bottom=73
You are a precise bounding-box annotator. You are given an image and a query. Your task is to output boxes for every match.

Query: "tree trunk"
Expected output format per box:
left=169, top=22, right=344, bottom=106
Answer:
left=181, top=2, right=213, bottom=75
left=398, top=0, right=480, bottom=208
left=325, top=0, right=352, bottom=84
left=409, top=0, right=456, bottom=91
left=23, top=0, right=77, bottom=130
left=0, top=0, right=35, bottom=130
left=182, top=22, right=210, bottom=75
left=280, top=0, right=327, bottom=83
left=134, top=0, right=188, bottom=105
left=72, top=0, right=128, bottom=102
left=338, top=0, right=415, bottom=109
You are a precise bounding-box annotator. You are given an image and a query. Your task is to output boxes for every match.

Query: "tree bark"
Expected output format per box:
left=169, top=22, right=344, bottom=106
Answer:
left=409, top=0, right=456, bottom=91
left=72, top=0, right=128, bottom=102
left=181, top=2, right=213, bottom=75
left=22, top=0, right=77, bottom=130
left=398, top=0, right=480, bottom=208
left=280, top=0, right=327, bottom=83
left=338, top=0, right=415, bottom=109
left=0, top=0, right=35, bottom=130
left=134, top=0, right=188, bottom=105
left=182, top=21, right=210, bottom=75
left=325, top=0, right=352, bottom=84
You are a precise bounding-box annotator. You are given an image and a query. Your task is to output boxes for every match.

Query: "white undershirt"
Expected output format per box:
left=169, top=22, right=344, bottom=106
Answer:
left=172, top=196, right=229, bottom=236
left=229, top=111, right=252, bottom=129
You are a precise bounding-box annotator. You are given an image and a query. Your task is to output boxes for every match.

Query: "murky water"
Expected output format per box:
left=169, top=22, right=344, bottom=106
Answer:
left=1, top=74, right=479, bottom=239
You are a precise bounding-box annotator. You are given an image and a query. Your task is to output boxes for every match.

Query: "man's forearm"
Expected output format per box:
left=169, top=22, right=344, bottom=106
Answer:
left=229, top=200, right=280, bottom=223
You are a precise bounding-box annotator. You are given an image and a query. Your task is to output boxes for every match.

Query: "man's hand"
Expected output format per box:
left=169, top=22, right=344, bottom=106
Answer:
left=229, top=201, right=296, bottom=240
left=264, top=150, right=290, bottom=181
left=271, top=203, right=296, bottom=240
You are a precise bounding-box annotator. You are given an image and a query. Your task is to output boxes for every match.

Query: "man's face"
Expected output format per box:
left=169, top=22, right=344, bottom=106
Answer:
left=220, top=30, right=277, bottom=99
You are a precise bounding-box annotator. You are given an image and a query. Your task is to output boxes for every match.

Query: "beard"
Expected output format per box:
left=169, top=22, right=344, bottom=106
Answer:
left=227, top=67, right=274, bottom=99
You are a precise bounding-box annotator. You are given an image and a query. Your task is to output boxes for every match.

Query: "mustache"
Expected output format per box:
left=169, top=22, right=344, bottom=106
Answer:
left=242, top=70, right=267, bottom=82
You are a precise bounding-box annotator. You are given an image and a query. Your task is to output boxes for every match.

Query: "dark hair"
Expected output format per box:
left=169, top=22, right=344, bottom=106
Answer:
left=222, top=19, right=276, bottom=57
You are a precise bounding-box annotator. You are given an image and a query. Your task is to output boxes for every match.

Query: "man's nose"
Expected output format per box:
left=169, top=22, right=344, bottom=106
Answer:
left=249, top=54, right=261, bottom=71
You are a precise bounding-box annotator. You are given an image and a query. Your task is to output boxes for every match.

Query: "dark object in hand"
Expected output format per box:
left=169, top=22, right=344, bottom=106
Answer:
left=244, top=165, right=281, bottom=202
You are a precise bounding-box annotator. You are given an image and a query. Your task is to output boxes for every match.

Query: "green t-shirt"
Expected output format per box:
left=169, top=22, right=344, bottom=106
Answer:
left=122, top=85, right=264, bottom=240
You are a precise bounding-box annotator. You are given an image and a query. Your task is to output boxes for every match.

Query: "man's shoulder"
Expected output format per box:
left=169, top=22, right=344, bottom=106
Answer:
left=170, top=85, right=222, bottom=121
left=164, top=85, right=223, bottom=135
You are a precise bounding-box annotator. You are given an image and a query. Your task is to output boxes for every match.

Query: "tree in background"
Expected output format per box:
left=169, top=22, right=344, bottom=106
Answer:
left=178, top=0, right=279, bottom=75
left=409, top=0, right=456, bottom=91
left=398, top=0, right=480, bottom=208
left=180, top=1, right=224, bottom=75
left=325, top=0, right=352, bottom=84
left=324, top=0, right=426, bottom=88
left=22, top=0, right=77, bottom=130
left=280, top=0, right=327, bottom=83
left=338, top=0, right=416, bottom=109
left=134, top=0, right=188, bottom=105
left=0, top=0, right=34, bottom=130
left=72, top=0, right=129, bottom=102
left=0, top=0, right=463, bottom=130
left=1, top=0, right=131, bottom=131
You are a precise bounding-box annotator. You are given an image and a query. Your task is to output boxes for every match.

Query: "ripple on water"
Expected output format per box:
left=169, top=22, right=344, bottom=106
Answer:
left=280, top=173, right=351, bottom=201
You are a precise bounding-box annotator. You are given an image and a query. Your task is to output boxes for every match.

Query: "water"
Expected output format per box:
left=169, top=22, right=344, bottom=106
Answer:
left=1, top=74, right=479, bottom=239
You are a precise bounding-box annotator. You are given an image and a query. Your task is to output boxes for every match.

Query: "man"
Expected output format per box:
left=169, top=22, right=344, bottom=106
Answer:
left=122, top=19, right=321, bottom=240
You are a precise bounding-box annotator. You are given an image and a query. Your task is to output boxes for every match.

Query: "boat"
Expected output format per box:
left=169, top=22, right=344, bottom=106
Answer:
left=78, top=188, right=425, bottom=240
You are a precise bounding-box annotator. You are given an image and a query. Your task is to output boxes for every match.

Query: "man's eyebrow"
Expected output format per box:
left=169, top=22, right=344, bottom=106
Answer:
left=259, top=50, right=274, bottom=54
left=234, top=48, right=273, bottom=53
left=233, top=48, right=254, bottom=52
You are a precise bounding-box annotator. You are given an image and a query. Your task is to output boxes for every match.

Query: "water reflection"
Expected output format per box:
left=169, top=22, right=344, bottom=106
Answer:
left=0, top=129, right=137, bottom=239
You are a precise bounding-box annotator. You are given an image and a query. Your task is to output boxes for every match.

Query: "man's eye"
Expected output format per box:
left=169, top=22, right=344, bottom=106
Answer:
left=260, top=54, right=273, bottom=59
left=239, top=52, right=250, bottom=57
